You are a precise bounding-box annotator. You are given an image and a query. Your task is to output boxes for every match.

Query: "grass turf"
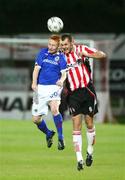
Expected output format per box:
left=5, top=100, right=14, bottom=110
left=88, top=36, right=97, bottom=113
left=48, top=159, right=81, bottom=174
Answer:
left=0, top=119, right=124, bottom=180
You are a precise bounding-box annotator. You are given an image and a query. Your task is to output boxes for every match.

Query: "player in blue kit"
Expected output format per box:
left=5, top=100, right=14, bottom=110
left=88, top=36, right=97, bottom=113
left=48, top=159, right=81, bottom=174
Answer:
left=31, top=35, right=67, bottom=150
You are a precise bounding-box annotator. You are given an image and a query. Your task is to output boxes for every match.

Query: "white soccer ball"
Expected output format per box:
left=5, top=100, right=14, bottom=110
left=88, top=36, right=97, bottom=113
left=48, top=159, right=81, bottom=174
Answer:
left=47, top=17, right=64, bottom=33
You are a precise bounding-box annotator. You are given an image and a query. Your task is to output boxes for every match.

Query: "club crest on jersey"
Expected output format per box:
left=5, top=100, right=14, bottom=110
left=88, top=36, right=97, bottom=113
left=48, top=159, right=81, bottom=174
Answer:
left=55, top=56, right=60, bottom=61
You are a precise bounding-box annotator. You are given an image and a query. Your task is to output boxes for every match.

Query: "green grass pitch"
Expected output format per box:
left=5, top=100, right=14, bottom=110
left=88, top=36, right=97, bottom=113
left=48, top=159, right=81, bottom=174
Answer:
left=0, top=119, right=124, bottom=180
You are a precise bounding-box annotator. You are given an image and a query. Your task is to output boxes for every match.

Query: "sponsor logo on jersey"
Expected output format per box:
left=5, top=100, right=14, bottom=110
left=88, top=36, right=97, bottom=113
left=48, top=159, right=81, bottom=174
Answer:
left=43, top=59, right=58, bottom=65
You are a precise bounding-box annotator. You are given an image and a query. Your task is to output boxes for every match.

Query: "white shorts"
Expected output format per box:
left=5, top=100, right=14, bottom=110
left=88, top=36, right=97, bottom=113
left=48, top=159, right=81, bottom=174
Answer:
left=32, top=85, right=62, bottom=116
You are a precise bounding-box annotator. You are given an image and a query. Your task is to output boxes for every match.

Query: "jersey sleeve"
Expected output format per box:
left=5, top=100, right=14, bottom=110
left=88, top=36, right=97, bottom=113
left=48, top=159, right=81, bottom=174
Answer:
left=35, top=48, right=46, bottom=67
left=82, top=45, right=97, bottom=54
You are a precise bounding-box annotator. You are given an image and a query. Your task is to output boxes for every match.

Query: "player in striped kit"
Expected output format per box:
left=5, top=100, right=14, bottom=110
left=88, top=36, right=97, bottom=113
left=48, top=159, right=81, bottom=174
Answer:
left=31, top=35, right=67, bottom=150
left=60, top=34, right=106, bottom=170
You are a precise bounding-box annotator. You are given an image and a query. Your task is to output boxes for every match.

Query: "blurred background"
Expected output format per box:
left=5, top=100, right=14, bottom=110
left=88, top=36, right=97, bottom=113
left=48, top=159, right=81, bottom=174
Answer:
left=0, top=0, right=125, bottom=123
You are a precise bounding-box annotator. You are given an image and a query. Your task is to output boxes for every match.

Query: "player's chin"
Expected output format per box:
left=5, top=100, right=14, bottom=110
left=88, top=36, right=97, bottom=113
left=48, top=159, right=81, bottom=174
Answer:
left=63, top=49, right=69, bottom=53
left=66, top=50, right=70, bottom=53
left=49, top=50, right=56, bottom=54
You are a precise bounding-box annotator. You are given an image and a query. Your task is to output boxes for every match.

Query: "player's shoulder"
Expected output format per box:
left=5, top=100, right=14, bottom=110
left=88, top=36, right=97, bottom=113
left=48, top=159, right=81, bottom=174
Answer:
left=36, top=48, right=48, bottom=60
left=39, top=48, right=48, bottom=54
left=56, top=51, right=64, bottom=57
left=74, top=44, right=86, bottom=48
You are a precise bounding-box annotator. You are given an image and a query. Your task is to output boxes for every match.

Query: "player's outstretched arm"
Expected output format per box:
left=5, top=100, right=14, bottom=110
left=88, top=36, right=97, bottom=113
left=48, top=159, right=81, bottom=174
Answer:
left=79, top=46, right=107, bottom=60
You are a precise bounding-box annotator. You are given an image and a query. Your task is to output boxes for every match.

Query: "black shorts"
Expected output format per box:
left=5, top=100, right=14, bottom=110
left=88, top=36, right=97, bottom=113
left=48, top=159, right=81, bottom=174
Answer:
left=67, top=82, right=98, bottom=116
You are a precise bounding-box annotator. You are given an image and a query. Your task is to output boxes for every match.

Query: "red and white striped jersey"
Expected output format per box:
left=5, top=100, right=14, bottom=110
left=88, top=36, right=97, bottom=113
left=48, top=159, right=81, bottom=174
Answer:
left=65, top=44, right=96, bottom=91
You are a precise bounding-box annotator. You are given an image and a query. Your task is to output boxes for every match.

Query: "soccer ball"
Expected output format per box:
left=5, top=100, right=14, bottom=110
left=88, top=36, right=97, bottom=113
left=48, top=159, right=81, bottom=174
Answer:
left=47, top=17, right=64, bottom=33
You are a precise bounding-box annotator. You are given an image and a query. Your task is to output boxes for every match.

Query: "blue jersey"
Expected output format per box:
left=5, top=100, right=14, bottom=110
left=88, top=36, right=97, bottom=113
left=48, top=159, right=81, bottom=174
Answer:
left=35, top=48, right=67, bottom=85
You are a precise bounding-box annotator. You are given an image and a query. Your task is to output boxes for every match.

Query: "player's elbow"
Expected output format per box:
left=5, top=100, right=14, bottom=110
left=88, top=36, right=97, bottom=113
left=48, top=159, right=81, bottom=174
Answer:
left=93, top=51, right=107, bottom=59
left=100, top=51, right=107, bottom=59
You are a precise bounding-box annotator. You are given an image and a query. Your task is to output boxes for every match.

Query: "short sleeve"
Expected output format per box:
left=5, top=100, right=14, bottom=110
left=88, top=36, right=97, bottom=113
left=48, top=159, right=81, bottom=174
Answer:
left=35, top=48, right=46, bottom=67
left=81, top=45, right=97, bottom=54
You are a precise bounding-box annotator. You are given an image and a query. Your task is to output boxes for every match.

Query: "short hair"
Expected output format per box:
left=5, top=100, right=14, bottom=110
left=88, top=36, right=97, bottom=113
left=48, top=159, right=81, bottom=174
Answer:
left=61, top=34, right=73, bottom=42
left=49, top=34, right=60, bottom=44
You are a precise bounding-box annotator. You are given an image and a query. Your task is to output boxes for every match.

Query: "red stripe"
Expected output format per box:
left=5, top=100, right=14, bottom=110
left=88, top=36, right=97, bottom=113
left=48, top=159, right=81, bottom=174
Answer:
left=76, top=45, right=79, bottom=55
left=71, top=50, right=84, bottom=89
left=71, top=51, right=76, bottom=63
left=67, top=54, right=70, bottom=64
left=69, top=69, right=77, bottom=90
left=87, top=128, right=95, bottom=133
left=75, top=67, right=82, bottom=88
left=85, top=47, right=94, bottom=54
left=80, top=45, right=82, bottom=53
left=73, top=131, right=81, bottom=135
left=71, top=51, right=82, bottom=89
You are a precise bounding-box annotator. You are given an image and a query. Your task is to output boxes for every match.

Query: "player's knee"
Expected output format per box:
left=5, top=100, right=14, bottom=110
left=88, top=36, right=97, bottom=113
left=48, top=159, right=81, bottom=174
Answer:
left=32, top=116, right=41, bottom=124
left=87, top=123, right=93, bottom=129
left=85, top=115, right=93, bottom=129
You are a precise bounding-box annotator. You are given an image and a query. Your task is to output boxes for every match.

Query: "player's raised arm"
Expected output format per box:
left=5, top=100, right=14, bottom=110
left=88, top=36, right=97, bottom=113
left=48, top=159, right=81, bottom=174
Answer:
left=81, top=46, right=107, bottom=59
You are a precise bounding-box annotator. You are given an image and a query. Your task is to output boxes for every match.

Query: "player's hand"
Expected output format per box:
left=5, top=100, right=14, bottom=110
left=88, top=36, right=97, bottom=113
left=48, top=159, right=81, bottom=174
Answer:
left=56, top=80, right=63, bottom=87
left=31, top=83, right=38, bottom=91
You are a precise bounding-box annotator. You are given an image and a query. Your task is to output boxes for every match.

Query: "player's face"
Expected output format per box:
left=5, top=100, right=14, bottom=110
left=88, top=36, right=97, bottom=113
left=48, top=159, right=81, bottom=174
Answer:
left=48, top=39, right=59, bottom=54
left=61, top=38, right=73, bottom=54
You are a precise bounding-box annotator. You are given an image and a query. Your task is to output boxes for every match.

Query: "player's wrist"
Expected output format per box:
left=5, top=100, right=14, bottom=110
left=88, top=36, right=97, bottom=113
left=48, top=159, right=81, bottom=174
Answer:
left=56, top=80, right=63, bottom=87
